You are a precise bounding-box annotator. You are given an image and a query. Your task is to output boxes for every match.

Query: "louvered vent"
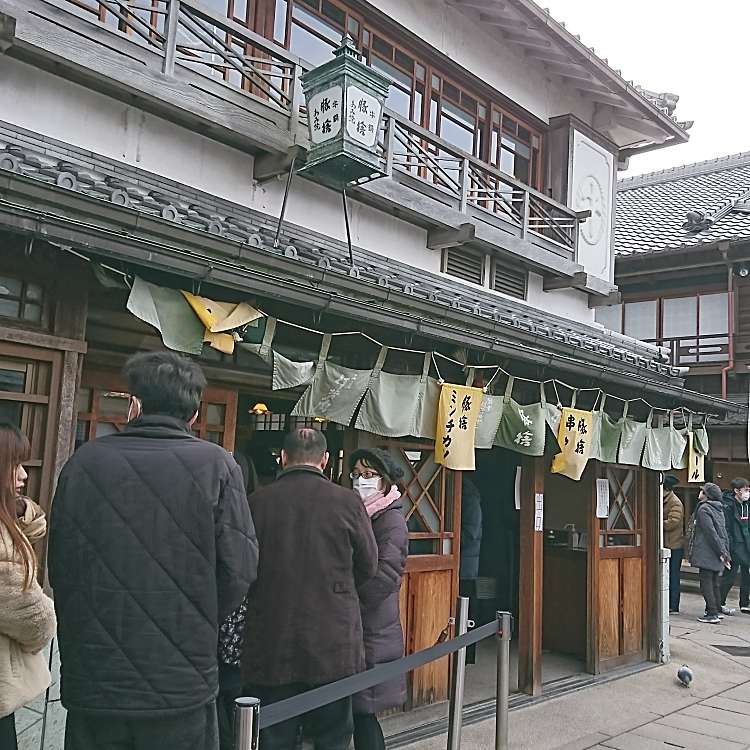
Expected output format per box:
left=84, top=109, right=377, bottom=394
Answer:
left=492, top=260, right=528, bottom=300
left=443, top=247, right=485, bottom=286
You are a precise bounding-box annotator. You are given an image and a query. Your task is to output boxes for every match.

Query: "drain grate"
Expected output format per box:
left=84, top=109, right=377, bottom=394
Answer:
left=714, top=644, right=750, bottom=657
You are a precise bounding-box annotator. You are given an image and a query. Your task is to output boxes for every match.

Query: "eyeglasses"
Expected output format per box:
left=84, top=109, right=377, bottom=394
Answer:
left=350, top=470, right=381, bottom=480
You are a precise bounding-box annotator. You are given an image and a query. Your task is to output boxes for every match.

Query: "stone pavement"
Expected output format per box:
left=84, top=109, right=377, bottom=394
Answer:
left=17, top=590, right=750, bottom=749
left=406, top=590, right=750, bottom=749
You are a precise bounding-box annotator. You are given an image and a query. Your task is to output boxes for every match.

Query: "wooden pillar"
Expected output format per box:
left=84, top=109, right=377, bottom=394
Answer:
left=518, top=454, right=545, bottom=696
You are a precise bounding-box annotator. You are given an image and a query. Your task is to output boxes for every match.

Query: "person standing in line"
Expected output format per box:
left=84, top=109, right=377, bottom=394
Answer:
left=720, top=478, right=750, bottom=615
left=217, top=452, right=259, bottom=750
left=348, top=449, right=409, bottom=750
left=242, top=428, right=378, bottom=750
left=662, top=475, right=685, bottom=614
left=0, top=423, right=57, bottom=750
left=49, top=352, right=259, bottom=750
left=690, top=483, right=730, bottom=624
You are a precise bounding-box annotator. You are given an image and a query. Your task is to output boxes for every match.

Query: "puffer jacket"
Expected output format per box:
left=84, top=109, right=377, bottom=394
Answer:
left=48, top=415, right=258, bottom=717
left=722, top=490, right=750, bottom=566
left=353, top=499, right=409, bottom=715
left=0, top=498, right=56, bottom=718
left=691, top=499, right=730, bottom=572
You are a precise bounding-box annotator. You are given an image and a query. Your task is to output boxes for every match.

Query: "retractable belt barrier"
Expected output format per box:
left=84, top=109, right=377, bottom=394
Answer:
left=256, top=618, right=498, bottom=730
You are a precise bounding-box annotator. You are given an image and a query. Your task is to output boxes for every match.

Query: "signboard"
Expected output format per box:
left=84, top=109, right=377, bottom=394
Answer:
left=551, top=408, right=594, bottom=481
left=435, top=384, right=484, bottom=470
left=346, top=85, right=381, bottom=148
left=688, top=432, right=705, bottom=483
left=307, top=85, right=343, bottom=145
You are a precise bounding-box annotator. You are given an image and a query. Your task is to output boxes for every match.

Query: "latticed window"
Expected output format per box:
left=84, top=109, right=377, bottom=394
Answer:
left=0, top=276, right=45, bottom=325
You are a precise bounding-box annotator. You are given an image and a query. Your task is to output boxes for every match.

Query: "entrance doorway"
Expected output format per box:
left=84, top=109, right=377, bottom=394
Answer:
left=0, top=341, right=64, bottom=512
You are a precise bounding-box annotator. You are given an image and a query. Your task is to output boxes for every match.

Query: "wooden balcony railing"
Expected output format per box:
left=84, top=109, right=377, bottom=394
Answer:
left=646, top=334, right=729, bottom=366
left=58, top=0, right=588, bottom=254
left=66, top=0, right=304, bottom=121
left=380, top=113, right=585, bottom=252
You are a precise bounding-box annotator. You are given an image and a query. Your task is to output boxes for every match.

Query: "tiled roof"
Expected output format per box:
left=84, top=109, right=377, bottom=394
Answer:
left=615, top=152, right=750, bottom=256
left=0, top=119, right=685, bottom=378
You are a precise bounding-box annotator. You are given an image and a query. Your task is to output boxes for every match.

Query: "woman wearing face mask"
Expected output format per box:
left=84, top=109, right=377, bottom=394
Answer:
left=0, top=423, right=57, bottom=749
left=348, top=449, right=409, bottom=750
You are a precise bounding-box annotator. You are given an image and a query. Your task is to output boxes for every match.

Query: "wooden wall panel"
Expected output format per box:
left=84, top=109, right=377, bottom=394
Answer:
left=407, top=570, right=452, bottom=706
left=597, top=559, right=620, bottom=659
left=622, top=557, right=643, bottom=654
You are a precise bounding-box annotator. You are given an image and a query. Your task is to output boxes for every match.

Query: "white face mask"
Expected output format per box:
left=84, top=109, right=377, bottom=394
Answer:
left=352, top=476, right=381, bottom=500
left=741, top=490, right=750, bottom=502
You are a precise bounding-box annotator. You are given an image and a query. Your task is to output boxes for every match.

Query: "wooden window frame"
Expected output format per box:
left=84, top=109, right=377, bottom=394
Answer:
left=273, top=0, right=546, bottom=190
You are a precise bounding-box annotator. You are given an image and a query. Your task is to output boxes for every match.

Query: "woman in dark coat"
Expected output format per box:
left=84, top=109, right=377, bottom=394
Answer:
left=691, top=482, right=730, bottom=624
left=349, top=448, right=409, bottom=750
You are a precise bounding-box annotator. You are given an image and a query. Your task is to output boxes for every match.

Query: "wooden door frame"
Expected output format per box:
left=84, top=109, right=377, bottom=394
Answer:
left=518, top=454, right=544, bottom=695
left=79, top=368, right=238, bottom=451
left=588, top=464, right=649, bottom=674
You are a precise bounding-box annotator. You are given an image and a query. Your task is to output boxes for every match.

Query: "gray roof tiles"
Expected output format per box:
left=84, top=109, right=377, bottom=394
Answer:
left=0, top=119, right=683, bottom=378
left=616, top=151, right=750, bottom=256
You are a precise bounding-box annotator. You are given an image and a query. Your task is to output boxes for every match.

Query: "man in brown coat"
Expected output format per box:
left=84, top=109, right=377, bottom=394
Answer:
left=663, top=475, right=685, bottom=614
left=242, top=428, right=378, bottom=750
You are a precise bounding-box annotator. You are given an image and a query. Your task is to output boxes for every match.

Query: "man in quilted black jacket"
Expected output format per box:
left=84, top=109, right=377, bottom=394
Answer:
left=49, top=352, right=259, bottom=750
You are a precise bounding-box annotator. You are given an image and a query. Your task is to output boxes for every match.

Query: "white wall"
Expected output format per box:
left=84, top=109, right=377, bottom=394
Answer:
left=0, top=57, right=594, bottom=324
left=373, top=0, right=595, bottom=127
left=527, top=273, right=594, bottom=322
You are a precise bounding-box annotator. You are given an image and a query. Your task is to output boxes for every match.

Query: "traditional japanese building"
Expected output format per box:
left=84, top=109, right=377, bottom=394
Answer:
left=608, top=153, right=750, bottom=520
left=0, top=0, right=734, bottom=741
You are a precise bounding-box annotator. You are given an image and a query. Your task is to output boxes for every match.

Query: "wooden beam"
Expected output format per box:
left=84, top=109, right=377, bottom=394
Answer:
left=0, top=10, right=15, bottom=52
left=427, top=223, right=476, bottom=251
left=254, top=146, right=305, bottom=183
left=525, top=48, right=578, bottom=66
left=518, top=454, right=544, bottom=696
left=543, top=271, right=589, bottom=292
left=501, top=29, right=552, bottom=47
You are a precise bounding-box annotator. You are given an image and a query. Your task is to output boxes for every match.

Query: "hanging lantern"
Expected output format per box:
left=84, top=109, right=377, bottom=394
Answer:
left=299, top=34, right=391, bottom=190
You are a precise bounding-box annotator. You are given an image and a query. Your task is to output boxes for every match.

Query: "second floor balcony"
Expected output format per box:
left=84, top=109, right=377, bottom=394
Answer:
left=1, top=0, right=611, bottom=294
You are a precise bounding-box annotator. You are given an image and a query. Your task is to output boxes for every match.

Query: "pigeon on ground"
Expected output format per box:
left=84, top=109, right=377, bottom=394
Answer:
left=677, top=664, right=693, bottom=688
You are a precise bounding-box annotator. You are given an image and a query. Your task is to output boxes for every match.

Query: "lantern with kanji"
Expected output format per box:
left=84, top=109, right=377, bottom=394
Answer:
left=299, top=34, right=390, bottom=189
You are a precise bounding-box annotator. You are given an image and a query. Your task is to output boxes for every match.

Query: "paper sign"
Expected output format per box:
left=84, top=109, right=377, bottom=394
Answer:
left=435, top=384, right=484, bottom=470
left=596, top=478, right=610, bottom=519
left=551, top=408, right=594, bottom=481
left=346, top=86, right=381, bottom=148
left=308, top=85, right=343, bottom=144
left=688, top=432, right=705, bottom=483
left=534, top=492, right=544, bottom=531
left=514, top=466, right=522, bottom=511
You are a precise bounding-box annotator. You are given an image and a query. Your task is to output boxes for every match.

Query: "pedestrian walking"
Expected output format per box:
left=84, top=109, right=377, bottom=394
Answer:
left=217, top=452, right=258, bottom=750
left=689, top=483, right=730, bottom=624
left=348, top=449, right=409, bottom=750
left=663, top=475, right=685, bottom=613
left=48, top=351, right=259, bottom=750
left=720, top=478, right=750, bottom=615
left=0, top=423, right=57, bottom=750
left=242, top=428, right=378, bottom=750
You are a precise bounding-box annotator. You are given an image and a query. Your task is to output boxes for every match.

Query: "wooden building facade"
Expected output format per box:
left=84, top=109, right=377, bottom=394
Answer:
left=0, top=0, right=732, bottom=722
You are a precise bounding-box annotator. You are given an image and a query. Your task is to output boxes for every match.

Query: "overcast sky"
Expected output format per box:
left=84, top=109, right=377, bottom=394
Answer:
left=542, top=0, right=749, bottom=177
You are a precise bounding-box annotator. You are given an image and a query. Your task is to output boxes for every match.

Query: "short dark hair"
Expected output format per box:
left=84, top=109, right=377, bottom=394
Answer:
left=663, top=475, right=680, bottom=491
left=349, top=448, right=404, bottom=489
left=731, top=477, right=750, bottom=491
left=123, top=351, right=206, bottom=421
left=283, top=428, right=327, bottom=465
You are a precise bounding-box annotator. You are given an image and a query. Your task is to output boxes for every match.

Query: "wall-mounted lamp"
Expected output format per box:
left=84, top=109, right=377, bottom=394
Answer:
left=250, top=402, right=269, bottom=415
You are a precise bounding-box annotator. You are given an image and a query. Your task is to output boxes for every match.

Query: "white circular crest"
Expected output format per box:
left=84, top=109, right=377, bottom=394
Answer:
left=576, top=175, right=606, bottom=246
